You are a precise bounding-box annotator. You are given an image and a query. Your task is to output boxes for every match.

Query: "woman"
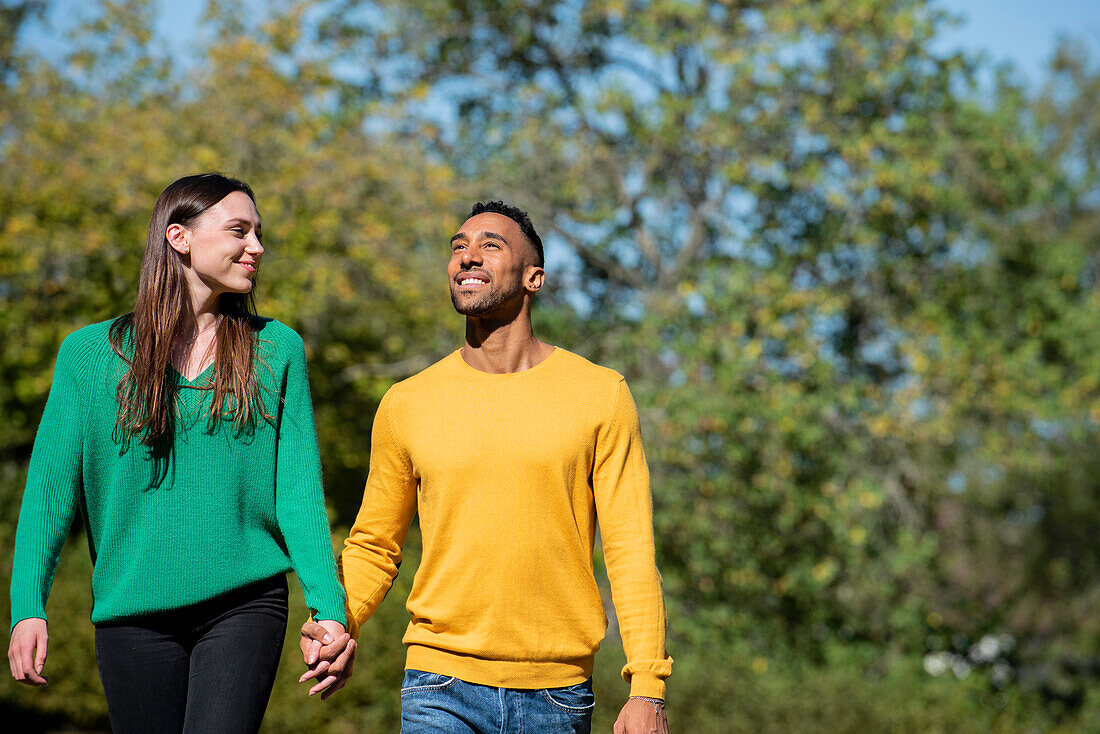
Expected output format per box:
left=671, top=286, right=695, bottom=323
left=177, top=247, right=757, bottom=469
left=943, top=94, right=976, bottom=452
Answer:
left=7, top=173, right=352, bottom=733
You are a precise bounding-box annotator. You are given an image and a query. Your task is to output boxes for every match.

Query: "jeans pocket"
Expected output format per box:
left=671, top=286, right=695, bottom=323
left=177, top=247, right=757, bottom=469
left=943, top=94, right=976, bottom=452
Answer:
left=540, top=679, right=596, bottom=712
left=400, top=669, right=458, bottom=695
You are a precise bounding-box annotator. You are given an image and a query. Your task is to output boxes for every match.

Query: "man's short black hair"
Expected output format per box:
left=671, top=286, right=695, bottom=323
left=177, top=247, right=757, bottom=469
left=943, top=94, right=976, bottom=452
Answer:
left=469, top=201, right=544, bottom=268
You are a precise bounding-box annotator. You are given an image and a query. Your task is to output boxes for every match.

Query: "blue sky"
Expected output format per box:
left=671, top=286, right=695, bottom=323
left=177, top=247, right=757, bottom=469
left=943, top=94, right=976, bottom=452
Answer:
left=934, top=0, right=1100, bottom=84
left=18, top=0, right=1100, bottom=87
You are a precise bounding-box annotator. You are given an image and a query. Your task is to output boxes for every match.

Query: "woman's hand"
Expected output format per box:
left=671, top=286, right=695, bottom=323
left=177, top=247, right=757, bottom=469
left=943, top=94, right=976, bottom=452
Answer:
left=8, top=618, right=49, bottom=686
left=298, top=619, right=356, bottom=699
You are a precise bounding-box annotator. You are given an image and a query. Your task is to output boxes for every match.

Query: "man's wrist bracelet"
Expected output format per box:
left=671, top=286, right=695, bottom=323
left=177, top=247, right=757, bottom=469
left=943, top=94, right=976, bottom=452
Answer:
left=630, top=695, right=665, bottom=710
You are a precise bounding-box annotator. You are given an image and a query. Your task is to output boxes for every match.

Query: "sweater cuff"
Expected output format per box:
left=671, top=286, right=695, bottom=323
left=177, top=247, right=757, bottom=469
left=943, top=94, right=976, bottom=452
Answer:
left=627, top=671, right=666, bottom=699
left=306, top=589, right=348, bottom=629
left=344, top=606, right=361, bottom=639
left=9, top=612, right=46, bottom=635
left=312, top=611, right=347, bottom=627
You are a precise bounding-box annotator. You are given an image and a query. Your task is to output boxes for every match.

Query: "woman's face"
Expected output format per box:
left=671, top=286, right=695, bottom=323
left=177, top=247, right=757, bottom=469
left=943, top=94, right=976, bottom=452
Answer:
left=171, top=191, right=264, bottom=298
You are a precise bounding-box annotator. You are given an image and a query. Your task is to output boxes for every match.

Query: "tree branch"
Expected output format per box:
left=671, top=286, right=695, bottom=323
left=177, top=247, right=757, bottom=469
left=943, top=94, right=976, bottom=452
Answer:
left=553, top=226, right=648, bottom=291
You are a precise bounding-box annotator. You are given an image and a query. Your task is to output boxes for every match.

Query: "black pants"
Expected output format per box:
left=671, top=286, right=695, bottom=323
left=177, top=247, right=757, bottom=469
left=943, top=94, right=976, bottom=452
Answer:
left=94, top=575, right=289, bottom=734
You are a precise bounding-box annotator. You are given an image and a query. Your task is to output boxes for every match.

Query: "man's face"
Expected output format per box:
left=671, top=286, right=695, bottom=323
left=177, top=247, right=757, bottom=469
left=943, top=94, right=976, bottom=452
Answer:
left=448, top=212, right=539, bottom=316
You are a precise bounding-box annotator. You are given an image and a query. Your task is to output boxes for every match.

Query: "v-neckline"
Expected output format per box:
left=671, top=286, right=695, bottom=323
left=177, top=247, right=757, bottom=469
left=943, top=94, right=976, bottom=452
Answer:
left=170, top=360, right=215, bottom=387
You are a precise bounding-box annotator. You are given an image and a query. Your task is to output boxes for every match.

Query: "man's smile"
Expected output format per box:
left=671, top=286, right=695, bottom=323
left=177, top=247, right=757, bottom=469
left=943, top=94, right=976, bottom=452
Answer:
left=456, top=271, right=490, bottom=288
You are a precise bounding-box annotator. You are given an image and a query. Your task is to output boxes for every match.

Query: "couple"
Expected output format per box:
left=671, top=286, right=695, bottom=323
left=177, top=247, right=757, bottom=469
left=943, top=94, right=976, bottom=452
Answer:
left=8, top=174, right=672, bottom=734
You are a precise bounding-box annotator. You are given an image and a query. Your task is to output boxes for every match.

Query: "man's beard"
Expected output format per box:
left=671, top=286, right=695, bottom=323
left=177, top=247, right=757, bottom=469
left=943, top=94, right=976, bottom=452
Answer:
left=450, top=277, right=524, bottom=316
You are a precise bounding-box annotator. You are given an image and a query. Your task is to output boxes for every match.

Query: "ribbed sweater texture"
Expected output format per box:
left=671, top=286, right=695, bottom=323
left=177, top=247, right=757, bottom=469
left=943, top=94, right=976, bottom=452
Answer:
left=10, top=318, right=346, bottom=629
left=341, top=348, right=672, bottom=698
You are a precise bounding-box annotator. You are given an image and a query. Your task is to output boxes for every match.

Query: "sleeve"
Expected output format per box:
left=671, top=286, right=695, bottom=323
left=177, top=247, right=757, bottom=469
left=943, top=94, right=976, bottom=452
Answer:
left=9, top=334, right=87, bottom=631
left=339, top=388, right=418, bottom=638
left=274, top=333, right=347, bottom=625
left=592, top=379, right=673, bottom=699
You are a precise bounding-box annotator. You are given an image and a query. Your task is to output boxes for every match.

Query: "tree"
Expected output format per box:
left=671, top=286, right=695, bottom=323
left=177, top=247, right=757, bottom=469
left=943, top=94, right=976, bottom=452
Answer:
left=1, top=0, right=458, bottom=726
left=5, top=0, right=1100, bottom=730
left=312, top=0, right=1100, bottom=720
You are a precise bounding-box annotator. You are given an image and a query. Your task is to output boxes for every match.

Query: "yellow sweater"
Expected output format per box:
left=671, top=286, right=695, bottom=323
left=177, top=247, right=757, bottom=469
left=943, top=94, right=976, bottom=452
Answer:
left=341, top=347, right=672, bottom=698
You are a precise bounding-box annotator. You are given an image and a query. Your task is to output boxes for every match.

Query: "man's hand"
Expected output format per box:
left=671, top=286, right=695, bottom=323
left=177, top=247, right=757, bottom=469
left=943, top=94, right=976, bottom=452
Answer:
left=298, top=620, right=355, bottom=699
left=613, top=696, right=669, bottom=734
left=8, top=618, right=49, bottom=687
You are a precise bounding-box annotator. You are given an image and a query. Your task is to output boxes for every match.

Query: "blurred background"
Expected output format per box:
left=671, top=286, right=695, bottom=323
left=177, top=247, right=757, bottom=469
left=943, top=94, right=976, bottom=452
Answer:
left=2, top=0, right=1100, bottom=731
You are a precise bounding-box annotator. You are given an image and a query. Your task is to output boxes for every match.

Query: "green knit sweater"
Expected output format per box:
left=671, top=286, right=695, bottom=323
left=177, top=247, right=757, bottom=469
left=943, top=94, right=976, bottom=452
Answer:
left=9, top=318, right=347, bottom=629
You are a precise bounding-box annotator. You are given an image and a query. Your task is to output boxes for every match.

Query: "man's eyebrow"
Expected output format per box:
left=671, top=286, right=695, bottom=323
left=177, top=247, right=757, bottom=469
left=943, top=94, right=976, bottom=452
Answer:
left=449, top=231, right=509, bottom=245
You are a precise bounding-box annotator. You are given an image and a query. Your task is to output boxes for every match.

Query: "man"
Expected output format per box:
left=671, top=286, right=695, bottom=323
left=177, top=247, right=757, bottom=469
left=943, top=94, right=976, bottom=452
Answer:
left=302, top=201, right=671, bottom=733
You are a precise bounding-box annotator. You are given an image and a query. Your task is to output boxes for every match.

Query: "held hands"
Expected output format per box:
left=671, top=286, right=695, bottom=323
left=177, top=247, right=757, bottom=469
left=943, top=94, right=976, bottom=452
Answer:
left=614, top=696, right=669, bottom=734
left=8, top=618, right=49, bottom=686
left=298, top=619, right=356, bottom=700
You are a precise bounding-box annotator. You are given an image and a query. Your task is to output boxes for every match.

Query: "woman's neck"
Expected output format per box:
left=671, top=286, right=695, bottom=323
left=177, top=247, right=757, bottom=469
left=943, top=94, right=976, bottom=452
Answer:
left=171, top=292, right=222, bottom=380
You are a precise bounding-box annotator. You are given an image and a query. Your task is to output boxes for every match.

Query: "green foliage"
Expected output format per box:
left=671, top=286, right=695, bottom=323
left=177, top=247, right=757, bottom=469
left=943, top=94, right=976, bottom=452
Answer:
left=1, top=502, right=108, bottom=730
left=659, top=644, right=1078, bottom=734
left=312, top=1, right=1100, bottom=720
left=0, top=0, right=462, bottom=512
left=4, top=0, right=1100, bottom=731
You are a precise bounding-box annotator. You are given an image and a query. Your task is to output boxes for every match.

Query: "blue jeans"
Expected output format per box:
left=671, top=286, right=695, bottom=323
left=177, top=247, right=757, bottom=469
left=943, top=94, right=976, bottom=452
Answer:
left=400, top=669, right=594, bottom=734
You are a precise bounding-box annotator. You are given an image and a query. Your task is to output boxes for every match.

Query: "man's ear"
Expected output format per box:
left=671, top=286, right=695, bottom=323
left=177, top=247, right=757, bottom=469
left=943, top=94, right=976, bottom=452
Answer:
left=525, top=264, right=545, bottom=293
left=166, top=223, right=191, bottom=256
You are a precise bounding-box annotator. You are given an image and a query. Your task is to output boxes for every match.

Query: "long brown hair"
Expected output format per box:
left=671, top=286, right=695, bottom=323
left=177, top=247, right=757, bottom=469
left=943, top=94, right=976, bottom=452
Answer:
left=109, top=173, right=269, bottom=445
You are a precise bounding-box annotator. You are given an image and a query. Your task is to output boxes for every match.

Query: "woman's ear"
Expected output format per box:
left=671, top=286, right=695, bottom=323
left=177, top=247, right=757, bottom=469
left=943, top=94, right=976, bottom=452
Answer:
left=166, top=223, right=190, bottom=255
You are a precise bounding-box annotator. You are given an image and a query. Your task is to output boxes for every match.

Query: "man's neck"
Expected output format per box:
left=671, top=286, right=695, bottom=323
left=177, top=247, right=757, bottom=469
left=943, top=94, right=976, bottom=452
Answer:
left=461, top=313, right=554, bottom=374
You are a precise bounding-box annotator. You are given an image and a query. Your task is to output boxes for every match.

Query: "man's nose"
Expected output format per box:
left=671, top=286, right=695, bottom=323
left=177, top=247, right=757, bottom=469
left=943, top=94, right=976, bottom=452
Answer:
left=460, top=245, right=482, bottom=266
